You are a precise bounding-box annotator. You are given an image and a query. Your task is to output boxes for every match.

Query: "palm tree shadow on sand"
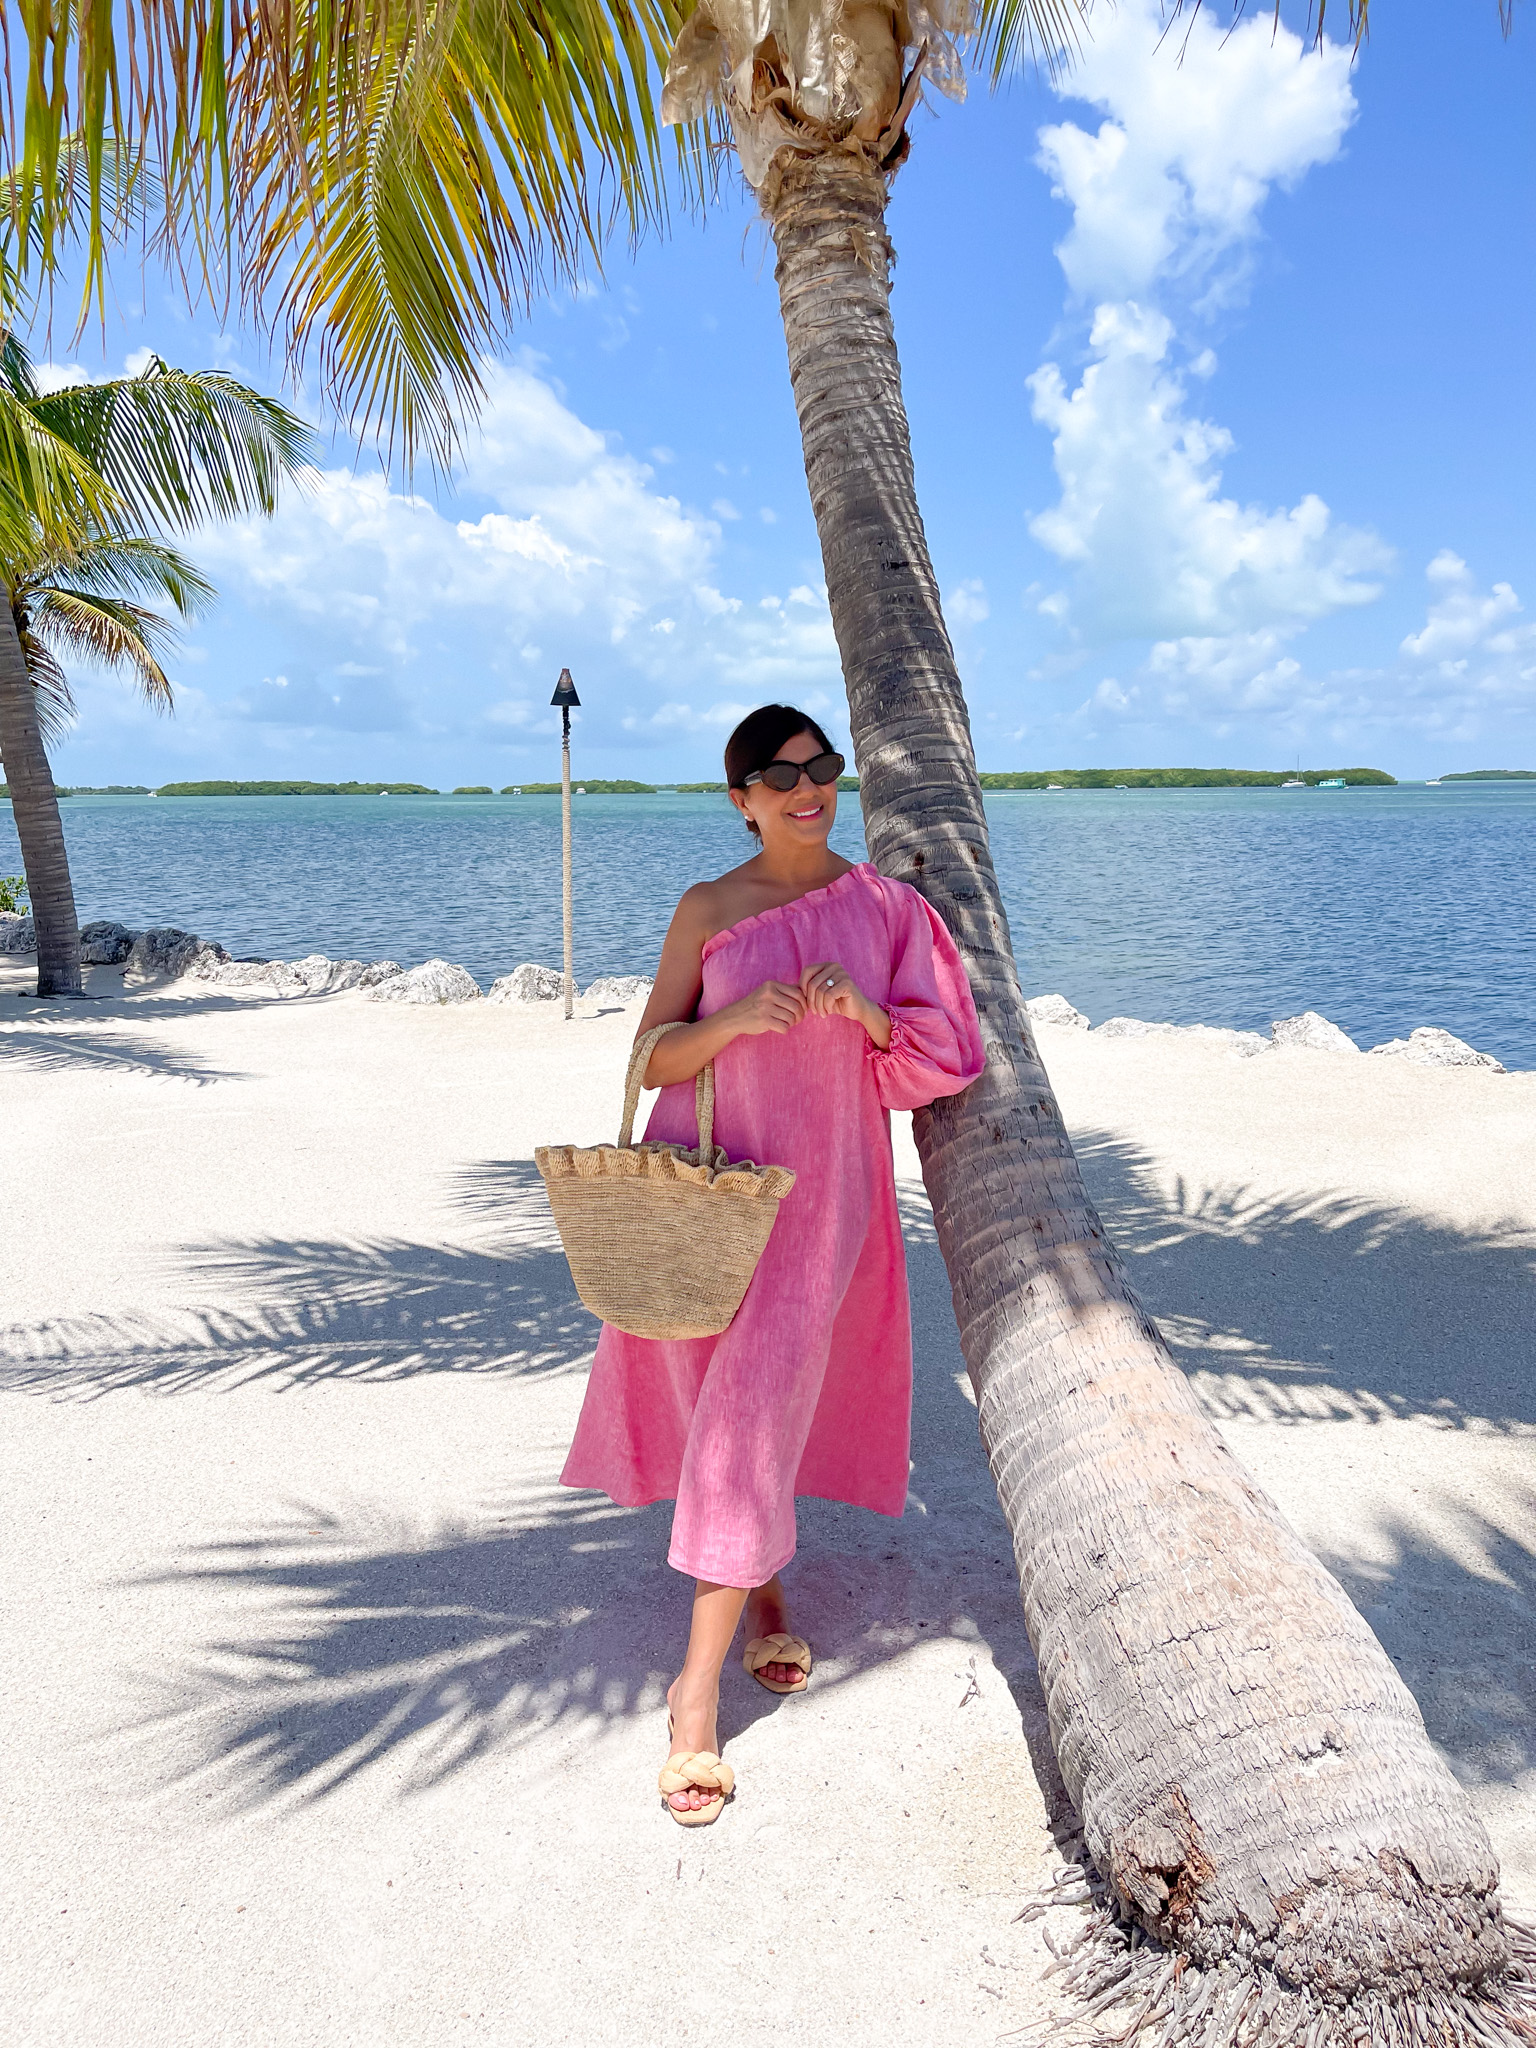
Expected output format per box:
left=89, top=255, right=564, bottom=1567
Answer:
left=1074, top=1126, right=1536, bottom=1797
left=120, top=1175, right=1055, bottom=1817
left=0, top=1166, right=594, bottom=1397
left=114, top=1155, right=1533, bottom=1813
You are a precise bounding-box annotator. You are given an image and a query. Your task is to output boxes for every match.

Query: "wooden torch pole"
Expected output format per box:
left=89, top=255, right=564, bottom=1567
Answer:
left=552, top=668, right=580, bottom=1022
left=561, top=705, right=573, bottom=1021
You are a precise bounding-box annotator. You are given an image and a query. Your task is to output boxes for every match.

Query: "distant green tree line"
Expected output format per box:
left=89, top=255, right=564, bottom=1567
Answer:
left=153, top=779, right=439, bottom=795
left=7, top=768, right=1415, bottom=802
left=500, top=779, right=658, bottom=794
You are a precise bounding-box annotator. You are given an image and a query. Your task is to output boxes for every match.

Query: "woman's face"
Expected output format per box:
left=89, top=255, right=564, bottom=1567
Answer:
left=731, top=727, right=838, bottom=852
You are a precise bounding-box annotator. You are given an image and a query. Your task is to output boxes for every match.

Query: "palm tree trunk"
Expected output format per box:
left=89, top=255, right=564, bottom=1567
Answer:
left=0, top=589, right=83, bottom=997
left=767, top=146, right=1528, bottom=2039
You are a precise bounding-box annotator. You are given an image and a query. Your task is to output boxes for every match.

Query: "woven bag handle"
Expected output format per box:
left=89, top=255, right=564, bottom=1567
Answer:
left=619, top=1021, right=715, bottom=1154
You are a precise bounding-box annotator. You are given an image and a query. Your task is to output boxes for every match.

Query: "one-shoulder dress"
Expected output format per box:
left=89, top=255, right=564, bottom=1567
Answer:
left=559, top=861, right=985, bottom=1588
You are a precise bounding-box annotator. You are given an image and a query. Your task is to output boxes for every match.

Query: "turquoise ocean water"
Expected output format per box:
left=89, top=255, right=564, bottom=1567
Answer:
left=3, top=781, right=1532, bottom=1068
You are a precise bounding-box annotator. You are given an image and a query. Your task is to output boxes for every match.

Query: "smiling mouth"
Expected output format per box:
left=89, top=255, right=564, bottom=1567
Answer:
left=788, top=804, right=823, bottom=819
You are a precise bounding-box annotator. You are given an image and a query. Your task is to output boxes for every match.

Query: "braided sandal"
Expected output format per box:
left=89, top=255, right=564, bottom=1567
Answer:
left=743, top=1633, right=813, bottom=1696
left=658, top=1751, right=735, bottom=1827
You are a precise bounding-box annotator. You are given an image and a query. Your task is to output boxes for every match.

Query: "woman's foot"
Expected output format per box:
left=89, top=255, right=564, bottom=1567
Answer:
left=664, top=1671, right=724, bottom=1814
left=745, top=1575, right=805, bottom=1689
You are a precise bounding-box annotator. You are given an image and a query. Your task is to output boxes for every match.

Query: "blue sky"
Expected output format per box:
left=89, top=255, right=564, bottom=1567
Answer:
left=32, top=0, right=1536, bottom=786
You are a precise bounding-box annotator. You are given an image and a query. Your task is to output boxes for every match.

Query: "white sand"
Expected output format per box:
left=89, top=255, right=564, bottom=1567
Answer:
left=2, top=961, right=1532, bottom=2046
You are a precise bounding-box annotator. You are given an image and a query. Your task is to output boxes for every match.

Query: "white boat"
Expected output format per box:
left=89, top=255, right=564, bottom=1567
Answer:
left=1281, top=778, right=1306, bottom=789
left=1045, top=782, right=1064, bottom=790
left=1426, top=778, right=1442, bottom=787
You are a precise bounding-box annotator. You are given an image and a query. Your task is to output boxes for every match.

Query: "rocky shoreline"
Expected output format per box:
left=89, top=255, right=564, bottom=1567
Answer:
left=0, top=911, right=653, bottom=1008
left=1023, top=992, right=1508, bottom=1071
left=0, top=910, right=1512, bottom=1068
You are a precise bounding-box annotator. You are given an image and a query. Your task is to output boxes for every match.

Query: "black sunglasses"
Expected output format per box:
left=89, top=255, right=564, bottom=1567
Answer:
left=744, top=751, right=845, bottom=793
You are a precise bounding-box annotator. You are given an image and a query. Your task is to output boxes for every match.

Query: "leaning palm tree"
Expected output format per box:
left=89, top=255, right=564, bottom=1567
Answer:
left=0, top=339, right=312, bottom=995
left=6, top=7, right=1531, bottom=2037
left=655, top=6, right=1535, bottom=2040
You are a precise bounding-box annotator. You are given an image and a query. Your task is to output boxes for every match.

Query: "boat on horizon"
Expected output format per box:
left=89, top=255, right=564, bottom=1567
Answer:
left=1426, top=778, right=1442, bottom=787
left=1281, top=777, right=1306, bottom=788
left=1317, top=777, right=1347, bottom=789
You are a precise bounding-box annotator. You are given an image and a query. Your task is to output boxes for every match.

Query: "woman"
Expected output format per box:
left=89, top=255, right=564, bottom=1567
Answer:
left=560, top=704, right=984, bottom=1824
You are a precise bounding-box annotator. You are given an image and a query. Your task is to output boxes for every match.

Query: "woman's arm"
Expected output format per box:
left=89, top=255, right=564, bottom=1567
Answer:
left=634, top=884, right=807, bottom=1087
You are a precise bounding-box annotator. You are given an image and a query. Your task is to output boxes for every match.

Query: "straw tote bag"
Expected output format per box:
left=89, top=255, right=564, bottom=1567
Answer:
left=536, top=1021, right=796, bottom=1341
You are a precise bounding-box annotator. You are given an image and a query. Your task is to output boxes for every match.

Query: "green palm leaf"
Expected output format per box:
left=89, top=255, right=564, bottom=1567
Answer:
left=27, top=356, right=315, bottom=530
left=0, top=385, right=122, bottom=556
left=25, top=587, right=180, bottom=710
left=20, top=532, right=216, bottom=615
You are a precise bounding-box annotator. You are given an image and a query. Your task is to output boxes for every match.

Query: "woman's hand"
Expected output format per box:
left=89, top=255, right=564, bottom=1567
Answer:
left=723, top=979, right=808, bottom=1037
left=800, top=962, right=892, bottom=1048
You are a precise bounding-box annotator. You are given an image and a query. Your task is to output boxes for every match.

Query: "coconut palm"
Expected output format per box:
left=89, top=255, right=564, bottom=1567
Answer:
left=5, top=6, right=1531, bottom=2037
left=2, top=530, right=209, bottom=960
left=0, top=337, right=313, bottom=995
left=655, top=11, right=1529, bottom=2040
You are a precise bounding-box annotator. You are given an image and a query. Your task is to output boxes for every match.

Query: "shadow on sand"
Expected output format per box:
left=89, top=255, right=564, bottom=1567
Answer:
left=74, top=1152, right=1533, bottom=1810
left=0, top=1020, right=247, bottom=1084
left=122, top=1184, right=1041, bottom=1813
left=0, top=1166, right=593, bottom=1396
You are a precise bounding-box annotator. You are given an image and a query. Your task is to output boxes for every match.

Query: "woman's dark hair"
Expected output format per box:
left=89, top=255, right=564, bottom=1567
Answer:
left=724, top=704, right=837, bottom=837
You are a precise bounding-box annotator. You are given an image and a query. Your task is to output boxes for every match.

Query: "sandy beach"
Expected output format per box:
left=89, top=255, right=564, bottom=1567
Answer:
left=2, top=960, right=1532, bottom=2047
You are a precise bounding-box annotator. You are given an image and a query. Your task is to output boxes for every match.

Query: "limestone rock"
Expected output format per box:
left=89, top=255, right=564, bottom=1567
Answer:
left=367, top=957, right=482, bottom=1005
left=1091, top=1014, right=1267, bottom=1057
left=488, top=962, right=564, bottom=1003
left=584, top=974, right=654, bottom=1005
left=200, top=954, right=382, bottom=995
left=78, top=920, right=133, bottom=964
left=207, top=958, right=306, bottom=992
left=1093, top=1016, right=1175, bottom=1040
left=1026, top=992, right=1090, bottom=1030
left=287, top=954, right=373, bottom=994
left=126, top=927, right=231, bottom=982
left=1368, top=1027, right=1505, bottom=1073
left=1271, top=1011, right=1360, bottom=1055
left=0, top=911, right=35, bottom=954
left=1183, top=1024, right=1271, bottom=1059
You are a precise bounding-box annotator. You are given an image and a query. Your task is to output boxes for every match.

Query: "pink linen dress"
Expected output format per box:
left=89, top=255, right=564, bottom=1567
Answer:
left=559, top=861, right=985, bottom=1587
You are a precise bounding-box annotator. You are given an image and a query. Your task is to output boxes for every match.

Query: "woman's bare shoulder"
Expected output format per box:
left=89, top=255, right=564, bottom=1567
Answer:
left=673, top=858, right=762, bottom=936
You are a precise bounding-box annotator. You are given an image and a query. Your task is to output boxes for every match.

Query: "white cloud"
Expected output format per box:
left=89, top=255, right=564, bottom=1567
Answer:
left=1397, top=554, right=1536, bottom=722
left=30, top=360, right=90, bottom=394
left=946, top=578, right=990, bottom=626
left=182, top=358, right=841, bottom=755
left=1028, top=304, right=1389, bottom=644
left=1089, top=558, right=1536, bottom=745
left=1020, top=0, right=1383, bottom=669
left=1038, top=0, right=1355, bottom=306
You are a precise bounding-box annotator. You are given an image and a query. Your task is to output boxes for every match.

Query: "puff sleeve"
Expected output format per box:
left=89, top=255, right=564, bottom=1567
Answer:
left=865, top=879, right=985, bottom=1111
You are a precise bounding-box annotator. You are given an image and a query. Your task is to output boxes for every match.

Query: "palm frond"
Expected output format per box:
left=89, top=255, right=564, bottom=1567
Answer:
left=1, top=0, right=691, bottom=469
left=14, top=623, right=77, bottom=741
left=25, top=586, right=179, bottom=711
left=0, top=387, right=121, bottom=558
left=13, top=531, right=216, bottom=616
left=0, top=326, right=39, bottom=400
left=970, top=0, right=1088, bottom=81
left=26, top=357, right=315, bottom=530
